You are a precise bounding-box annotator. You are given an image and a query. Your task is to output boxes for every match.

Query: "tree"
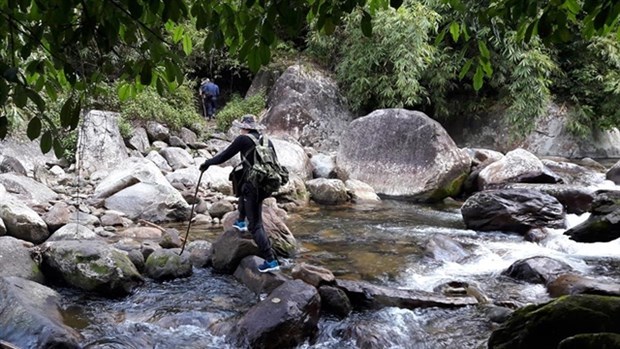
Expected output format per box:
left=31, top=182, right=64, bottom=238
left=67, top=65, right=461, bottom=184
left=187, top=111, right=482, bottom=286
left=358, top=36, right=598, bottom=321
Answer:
left=0, top=0, right=618, bottom=156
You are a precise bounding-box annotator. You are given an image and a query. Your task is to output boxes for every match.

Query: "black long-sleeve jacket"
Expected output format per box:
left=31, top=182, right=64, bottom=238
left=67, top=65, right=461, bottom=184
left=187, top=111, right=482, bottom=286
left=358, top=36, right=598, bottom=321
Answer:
left=203, top=130, right=274, bottom=170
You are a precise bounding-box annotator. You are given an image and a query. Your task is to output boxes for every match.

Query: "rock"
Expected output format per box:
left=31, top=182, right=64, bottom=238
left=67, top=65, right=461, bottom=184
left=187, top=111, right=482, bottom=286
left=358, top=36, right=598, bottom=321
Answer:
left=488, top=294, right=620, bottom=349
left=319, top=285, right=352, bottom=319
left=208, top=200, right=235, bottom=219
left=159, top=147, right=194, bottom=170
left=0, top=236, right=44, bottom=283
left=306, top=178, right=349, bottom=205
left=0, top=194, right=49, bottom=244
left=424, top=235, right=470, bottom=263
left=104, top=182, right=190, bottom=223
left=233, top=280, right=321, bottom=349
left=144, top=249, right=192, bottom=281
left=291, top=262, right=335, bottom=287
left=40, top=240, right=144, bottom=296
left=233, top=256, right=289, bottom=295
left=0, top=155, right=27, bottom=175
left=546, top=273, right=620, bottom=297
left=272, top=138, right=313, bottom=180
left=345, top=179, right=380, bottom=202
left=262, top=64, right=353, bottom=152
left=0, top=173, right=58, bottom=206
left=310, top=153, right=337, bottom=179
left=127, top=127, right=150, bottom=154
left=159, top=229, right=182, bottom=248
left=0, top=276, right=82, bottom=348
left=497, top=183, right=595, bottom=215
left=461, top=188, right=566, bottom=234
left=146, top=121, right=170, bottom=142
left=47, top=223, right=100, bottom=241
left=564, top=190, right=620, bottom=243
left=76, top=110, right=129, bottom=176
left=502, top=256, right=573, bottom=284
left=335, top=279, right=478, bottom=310
left=338, top=109, right=470, bottom=201
left=478, top=148, right=561, bottom=190
left=558, top=333, right=620, bottom=349
left=42, top=202, right=73, bottom=232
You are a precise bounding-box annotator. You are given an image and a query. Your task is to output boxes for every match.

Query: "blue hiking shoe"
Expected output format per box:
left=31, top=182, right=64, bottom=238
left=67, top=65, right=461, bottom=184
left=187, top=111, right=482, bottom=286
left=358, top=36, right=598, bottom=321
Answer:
left=233, top=219, right=248, bottom=232
left=258, top=259, right=280, bottom=273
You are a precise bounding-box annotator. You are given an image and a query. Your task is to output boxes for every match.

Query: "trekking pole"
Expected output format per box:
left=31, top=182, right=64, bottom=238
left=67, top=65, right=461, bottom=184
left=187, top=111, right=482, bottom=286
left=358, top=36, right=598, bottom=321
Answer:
left=180, top=171, right=204, bottom=255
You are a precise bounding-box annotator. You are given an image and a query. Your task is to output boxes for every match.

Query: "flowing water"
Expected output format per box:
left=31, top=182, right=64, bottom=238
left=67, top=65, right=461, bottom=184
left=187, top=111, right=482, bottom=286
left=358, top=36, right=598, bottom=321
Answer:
left=59, top=198, right=620, bottom=349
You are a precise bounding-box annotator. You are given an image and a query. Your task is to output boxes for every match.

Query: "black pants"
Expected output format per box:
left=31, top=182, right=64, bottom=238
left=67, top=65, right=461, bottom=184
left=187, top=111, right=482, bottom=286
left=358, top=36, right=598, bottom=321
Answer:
left=241, top=182, right=275, bottom=262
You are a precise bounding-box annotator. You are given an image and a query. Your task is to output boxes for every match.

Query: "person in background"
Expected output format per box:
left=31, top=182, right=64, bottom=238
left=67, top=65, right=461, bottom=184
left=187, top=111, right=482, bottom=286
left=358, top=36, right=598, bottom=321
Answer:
left=199, top=78, right=220, bottom=120
left=199, top=114, right=280, bottom=273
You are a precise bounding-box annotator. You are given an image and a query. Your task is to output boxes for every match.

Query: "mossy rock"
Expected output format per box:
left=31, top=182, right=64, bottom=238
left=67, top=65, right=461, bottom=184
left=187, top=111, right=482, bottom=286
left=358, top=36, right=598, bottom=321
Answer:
left=558, top=333, right=620, bottom=349
left=488, top=294, right=620, bottom=349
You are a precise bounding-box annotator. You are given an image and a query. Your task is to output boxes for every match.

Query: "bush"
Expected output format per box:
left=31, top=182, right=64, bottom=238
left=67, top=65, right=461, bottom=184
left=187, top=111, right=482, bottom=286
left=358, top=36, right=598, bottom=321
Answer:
left=215, top=91, right=266, bottom=131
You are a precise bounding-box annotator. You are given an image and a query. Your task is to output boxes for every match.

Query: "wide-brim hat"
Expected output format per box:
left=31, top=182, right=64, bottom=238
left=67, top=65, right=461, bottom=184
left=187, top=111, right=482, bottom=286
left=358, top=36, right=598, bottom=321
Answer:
left=232, top=114, right=265, bottom=130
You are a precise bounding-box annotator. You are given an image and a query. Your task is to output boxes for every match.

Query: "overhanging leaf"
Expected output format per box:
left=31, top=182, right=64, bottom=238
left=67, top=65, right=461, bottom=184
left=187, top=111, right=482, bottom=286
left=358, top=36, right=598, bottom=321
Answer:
left=361, top=11, right=373, bottom=37
left=53, top=138, right=64, bottom=159
left=449, top=21, right=460, bottom=42
left=27, top=117, right=42, bottom=140
left=60, top=97, right=73, bottom=127
left=40, top=131, right=52, bottom=154
left=473, top=65, right=484, bottom=91
left=459, top=59, right=473, bottom=80
left=0, top=116, right=7, bottom=139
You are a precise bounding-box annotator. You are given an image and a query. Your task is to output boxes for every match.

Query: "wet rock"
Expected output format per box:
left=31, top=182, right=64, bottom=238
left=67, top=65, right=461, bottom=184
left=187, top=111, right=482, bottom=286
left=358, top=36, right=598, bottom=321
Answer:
left=128, top=249, right=145, bottom=272
left=208, top=200, right=234, bottom=219
left=546, top=273, right=620, bottom=297
left=232, top=279, right=320, bottom=349
left=483, top=305, right=514, bottom=324
left=558, top=333, right=620, bottom=349
left=40, top=240, right=144, bottom=296
left=233, top=256, right=289, bottom=295
left=524, top=227, right=549, bottom=242
left=0, top=276, right=82, bottom=349
left=488, top=294, right=620, bottom=349
left=606, top=159, right=620, bottom=185
left=461, top=188, right=566, bottom=234
left=338, top=109, right=470, bottom=202
left=310, top=153, right=337, bottom=179
left=335, top=279, right=478, bottom=310
left=210, top=229, right=265, bottom=274
left=306, top=178, right=349, bottom=205
left=0, top=236, right=44, bottom=283
left=503, top=256, right=573, bottom=284
left=319, top=285, right=352, bottom=319
left=541, top=159, right=605, bottom=186
left=564, top=190, right=620, bottom=243
left=144, top=249, right=192, bottom=281
left=497, top=182, right=595, bottom=215
left=291, top=262, right=335, bottom=287
left=424, top=235, right=470, bottom=262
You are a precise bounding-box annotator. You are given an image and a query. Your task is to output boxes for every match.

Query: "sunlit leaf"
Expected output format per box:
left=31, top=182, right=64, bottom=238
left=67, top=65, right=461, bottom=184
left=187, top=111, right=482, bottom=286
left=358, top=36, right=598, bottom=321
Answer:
left=449, top=21, right=460, bottom=42
left=473, top=65, right=484, bottom=91
left=459, top=59, right=473, bottom=80
left=182, top=33, right=193, bottom=55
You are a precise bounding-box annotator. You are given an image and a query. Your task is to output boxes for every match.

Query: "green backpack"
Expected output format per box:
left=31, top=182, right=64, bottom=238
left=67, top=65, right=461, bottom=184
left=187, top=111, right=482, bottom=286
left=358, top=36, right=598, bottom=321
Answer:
left=243, top=134, right=289, bottom=196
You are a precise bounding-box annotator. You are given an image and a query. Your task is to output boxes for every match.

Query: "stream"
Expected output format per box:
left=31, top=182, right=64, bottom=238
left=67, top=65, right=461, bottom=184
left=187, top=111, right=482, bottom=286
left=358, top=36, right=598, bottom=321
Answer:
left=59, top=198, right=620, bottom=349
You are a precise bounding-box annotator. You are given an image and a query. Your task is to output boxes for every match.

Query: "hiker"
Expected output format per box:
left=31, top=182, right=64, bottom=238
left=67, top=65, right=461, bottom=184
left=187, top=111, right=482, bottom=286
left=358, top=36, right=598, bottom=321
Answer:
left=199, top=78, right=220, bottom=120
left=199, top=114, right=280, bottom=272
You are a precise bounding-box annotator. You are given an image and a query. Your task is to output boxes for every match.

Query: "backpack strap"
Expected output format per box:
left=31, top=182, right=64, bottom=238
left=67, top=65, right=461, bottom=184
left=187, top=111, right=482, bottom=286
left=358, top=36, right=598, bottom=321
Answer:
left=242, top=134, right=262, bottom=166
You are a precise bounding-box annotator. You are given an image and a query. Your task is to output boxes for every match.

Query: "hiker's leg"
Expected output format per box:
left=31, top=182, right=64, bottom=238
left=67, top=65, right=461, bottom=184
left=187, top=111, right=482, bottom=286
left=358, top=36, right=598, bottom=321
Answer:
left=243, top=183, right=274, bottom=261
left=237, top=192, right=246, bottom=221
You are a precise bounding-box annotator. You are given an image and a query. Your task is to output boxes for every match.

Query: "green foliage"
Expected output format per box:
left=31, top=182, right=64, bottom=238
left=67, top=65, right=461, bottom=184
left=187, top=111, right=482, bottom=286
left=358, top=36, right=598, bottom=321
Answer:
left=215, top=92, right=266, bottom=131
left=121, top=82, right=205, bottom=131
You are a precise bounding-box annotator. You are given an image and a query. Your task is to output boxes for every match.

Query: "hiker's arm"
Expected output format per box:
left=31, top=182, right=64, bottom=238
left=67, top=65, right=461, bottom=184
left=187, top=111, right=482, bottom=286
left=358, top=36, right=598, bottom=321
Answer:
left=202, top=136, right=245, bottom=168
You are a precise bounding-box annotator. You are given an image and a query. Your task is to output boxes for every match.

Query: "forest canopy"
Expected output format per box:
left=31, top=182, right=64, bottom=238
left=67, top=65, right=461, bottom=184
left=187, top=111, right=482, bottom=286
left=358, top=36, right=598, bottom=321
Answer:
left=0, top=0, right=618, bottom=155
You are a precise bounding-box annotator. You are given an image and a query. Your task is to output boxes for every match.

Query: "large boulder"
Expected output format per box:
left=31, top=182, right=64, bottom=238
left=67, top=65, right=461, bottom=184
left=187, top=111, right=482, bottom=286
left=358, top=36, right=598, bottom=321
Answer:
left=0, top=237, right=44, bottom=283
left=0, top=276, right=81, bottom=348
left=232, top=279, right=321, bottom=349
left=0, top=138, right=58, bottom=176
left=40, top=240, right=144, bottom=296
left=76, top=110, right=129, bottom=176
left=144, top=249, right=192, bottom=281
left=461, top=188, right=566, bottom=234
left=104, top=182, right=190, bottom=223
left=272, top=138, right=313, bottom=180
left=488, top=295, right=620, bottom=349
left=338, top=109, right=471, bottom=201
left=0, top=173, right=58, bottom=206
left=0, top=194, right=49, bottom=244
left=262, top=64, right=353, bottom=152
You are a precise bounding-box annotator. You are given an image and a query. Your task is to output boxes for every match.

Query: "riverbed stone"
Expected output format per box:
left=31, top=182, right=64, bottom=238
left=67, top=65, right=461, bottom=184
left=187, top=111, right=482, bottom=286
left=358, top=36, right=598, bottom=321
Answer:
left=233, top=256, right=289, bottom=295
left=0, top=173, right=58, bottom=206
left=488, top=294, right=620, bottom=349
left=558, top=333, right=620, bottom=349
left=502, top=256, right=573, bottom=284
left=306, top=178, right=350, bottom=205
left=0, top=193, right=49, bottom=244
left=345, top=179, right=380, bottom=202
left=564, top=190, right=620, bottom=243
left=40, top=240, right=144, bottom=296
left=144, top=249, right=192, bottom=281
left=42, top=202, right=73, bottom=232
left=319, top=285, right=352, bottom=319
left=47, top=223, right=100, bottom=241
left=546, top=273, right=620, bottom=297
left=461, top=188, right=566, bottom=234
left=291, top=262, right=335, bottom=287
left=338, top=109, right=470, bottom=201
left=0, top=276, right=82, bottom=349
left=477, top=148, right=561, bottom=190
left=496, top=183, right=595, bottom=215
left=232, top=279, right=321, bottom=349
left=335, top=279, right=478, bottom=310
left=0, top=236, right=44, bottom=283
